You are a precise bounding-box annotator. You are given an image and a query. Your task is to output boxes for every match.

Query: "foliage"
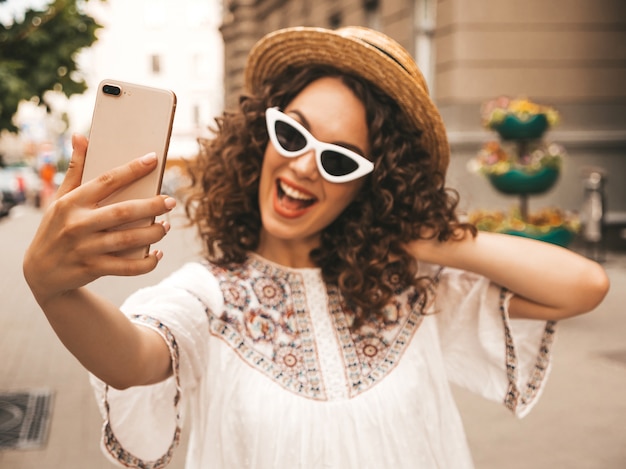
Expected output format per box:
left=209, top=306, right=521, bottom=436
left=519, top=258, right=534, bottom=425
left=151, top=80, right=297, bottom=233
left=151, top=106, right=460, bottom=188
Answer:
left=469, top=207, right=579, bottom=234
left=469, top=140, right=566, bottom=176
left=0, top=0, right=102, bottom=132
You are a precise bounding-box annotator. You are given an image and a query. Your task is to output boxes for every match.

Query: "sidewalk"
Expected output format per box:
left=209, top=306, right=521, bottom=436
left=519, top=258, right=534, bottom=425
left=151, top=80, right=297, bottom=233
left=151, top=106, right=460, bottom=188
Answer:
left=1, top=205, right=625, bottom=469
left=455, top=250, right=626, bottom=468
left=0, top=206, right=195, bottom=469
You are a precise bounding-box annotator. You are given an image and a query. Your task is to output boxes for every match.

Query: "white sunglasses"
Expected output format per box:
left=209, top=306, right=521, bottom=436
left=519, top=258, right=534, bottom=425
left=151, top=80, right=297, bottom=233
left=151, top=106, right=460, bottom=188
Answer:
left=265, top=107, right=374, bottom=183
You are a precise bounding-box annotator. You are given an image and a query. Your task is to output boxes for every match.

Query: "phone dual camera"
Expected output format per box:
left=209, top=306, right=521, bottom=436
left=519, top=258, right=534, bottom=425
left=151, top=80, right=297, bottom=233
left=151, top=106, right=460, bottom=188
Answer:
left=102, top=84, right=122, bottom=96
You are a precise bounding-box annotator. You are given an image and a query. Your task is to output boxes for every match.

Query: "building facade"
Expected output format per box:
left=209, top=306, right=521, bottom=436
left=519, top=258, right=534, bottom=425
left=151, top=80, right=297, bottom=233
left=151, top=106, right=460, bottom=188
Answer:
left=68, top=0, right=225, bottom=159
left=219, top=0, right=626, bottom=234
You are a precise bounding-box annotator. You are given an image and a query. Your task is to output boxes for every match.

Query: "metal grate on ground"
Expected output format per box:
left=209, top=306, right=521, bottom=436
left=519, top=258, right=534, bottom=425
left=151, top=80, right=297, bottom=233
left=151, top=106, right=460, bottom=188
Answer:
left=0, top=389, right=54, bottom=450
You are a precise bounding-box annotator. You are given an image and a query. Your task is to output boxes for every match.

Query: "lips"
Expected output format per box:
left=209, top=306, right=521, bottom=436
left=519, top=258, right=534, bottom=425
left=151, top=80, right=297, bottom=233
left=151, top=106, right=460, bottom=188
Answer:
left=274, top=179, right=317, bottom=218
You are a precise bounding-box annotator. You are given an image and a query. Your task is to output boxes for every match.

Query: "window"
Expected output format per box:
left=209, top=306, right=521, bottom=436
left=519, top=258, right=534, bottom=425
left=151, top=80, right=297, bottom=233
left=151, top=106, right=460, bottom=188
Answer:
left=151, top=54, right=161, bottom=74
left=193, top=104, right=201, bottom=127
left=414, top=0, right=436, bottom=92
left=363, top=0, right=381, bottom=30
left=328, top=12, right=342, bottom=29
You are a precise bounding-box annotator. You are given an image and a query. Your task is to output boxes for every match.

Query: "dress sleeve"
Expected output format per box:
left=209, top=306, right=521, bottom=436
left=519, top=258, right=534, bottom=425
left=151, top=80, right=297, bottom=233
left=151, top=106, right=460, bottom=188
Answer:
left=433, top=266, right=557, bottom=418
left=90, top=262, right=222, bottom=468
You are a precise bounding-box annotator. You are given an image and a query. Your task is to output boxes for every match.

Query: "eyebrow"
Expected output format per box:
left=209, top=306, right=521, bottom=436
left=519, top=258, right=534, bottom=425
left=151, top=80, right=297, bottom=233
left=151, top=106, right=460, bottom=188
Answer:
left=289, top=109, right=368, bottom=158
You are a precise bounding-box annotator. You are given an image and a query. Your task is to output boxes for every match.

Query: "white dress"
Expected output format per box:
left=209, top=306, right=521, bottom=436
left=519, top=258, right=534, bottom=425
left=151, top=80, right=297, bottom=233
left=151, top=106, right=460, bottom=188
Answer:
left=91, top=254, right=555, bottom=469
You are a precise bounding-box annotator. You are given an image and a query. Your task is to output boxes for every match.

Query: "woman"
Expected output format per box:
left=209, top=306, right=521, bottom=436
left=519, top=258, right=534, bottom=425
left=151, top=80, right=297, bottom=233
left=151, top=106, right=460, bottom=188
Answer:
left=23, top=26, right=609, bottom=468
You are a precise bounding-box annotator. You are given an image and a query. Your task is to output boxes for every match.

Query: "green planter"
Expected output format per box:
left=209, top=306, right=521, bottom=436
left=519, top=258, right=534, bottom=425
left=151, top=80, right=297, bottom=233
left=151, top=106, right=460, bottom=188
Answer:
left=488, top=167, right=559, bottom=195
left=502, top=225, right=575, bottom=248
left=491, top=113, right=549, bottom=140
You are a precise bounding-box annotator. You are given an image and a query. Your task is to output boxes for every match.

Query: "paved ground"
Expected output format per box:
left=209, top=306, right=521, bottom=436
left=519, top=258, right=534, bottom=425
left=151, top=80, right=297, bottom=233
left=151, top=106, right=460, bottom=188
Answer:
left=1, top=204, right=625, bottom=469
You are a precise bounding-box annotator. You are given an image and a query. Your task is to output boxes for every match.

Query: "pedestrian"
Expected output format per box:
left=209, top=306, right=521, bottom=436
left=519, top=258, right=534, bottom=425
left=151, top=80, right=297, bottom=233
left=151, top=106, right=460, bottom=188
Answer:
left=23, top=26, right=609, bottom=469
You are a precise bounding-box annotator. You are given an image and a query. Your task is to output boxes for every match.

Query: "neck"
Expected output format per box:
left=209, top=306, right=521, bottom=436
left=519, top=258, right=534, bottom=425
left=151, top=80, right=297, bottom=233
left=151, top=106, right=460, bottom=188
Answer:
left=255, top=233, right=319, bottom=268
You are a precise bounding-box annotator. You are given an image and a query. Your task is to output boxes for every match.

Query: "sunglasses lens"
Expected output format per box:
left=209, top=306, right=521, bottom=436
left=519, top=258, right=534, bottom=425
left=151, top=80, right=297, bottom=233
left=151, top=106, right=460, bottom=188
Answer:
left=320, top=151, right=360, bottom=177
left=275, top=121, right=307, bottom=153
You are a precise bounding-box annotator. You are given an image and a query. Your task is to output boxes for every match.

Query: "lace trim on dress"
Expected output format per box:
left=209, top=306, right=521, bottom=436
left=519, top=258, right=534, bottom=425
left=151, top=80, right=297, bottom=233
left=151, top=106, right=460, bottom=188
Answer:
left=500, top=289, right=557, bottom=414
left=301, top=270, right=349, bottom=400
left=102, top=315, right=183, bottom=469
left=329, top=283, right=427, bottom=397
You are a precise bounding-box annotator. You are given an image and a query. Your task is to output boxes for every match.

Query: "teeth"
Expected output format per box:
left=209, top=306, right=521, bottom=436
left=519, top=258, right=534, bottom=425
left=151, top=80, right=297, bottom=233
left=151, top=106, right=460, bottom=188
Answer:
left=279, top=180, right=314, bottom=201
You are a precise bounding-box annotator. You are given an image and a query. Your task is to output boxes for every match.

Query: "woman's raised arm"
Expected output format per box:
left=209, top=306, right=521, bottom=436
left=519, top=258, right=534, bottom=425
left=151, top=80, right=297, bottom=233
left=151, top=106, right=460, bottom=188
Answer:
left=23, top=134, right=176, bottom=389
left=408, top=230, right=610, bottom=320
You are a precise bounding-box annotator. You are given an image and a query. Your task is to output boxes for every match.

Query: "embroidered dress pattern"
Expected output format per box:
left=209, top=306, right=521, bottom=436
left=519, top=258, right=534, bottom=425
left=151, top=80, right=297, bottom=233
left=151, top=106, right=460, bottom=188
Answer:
left=102, top=315, right=182, bottom=469
left=500, top=289, right=557, bottom=413
left=206, top=259, right=325, bottom=399
left=204, top=257, right=427, bottom=400
left=328, top=282, right=426, bottom=397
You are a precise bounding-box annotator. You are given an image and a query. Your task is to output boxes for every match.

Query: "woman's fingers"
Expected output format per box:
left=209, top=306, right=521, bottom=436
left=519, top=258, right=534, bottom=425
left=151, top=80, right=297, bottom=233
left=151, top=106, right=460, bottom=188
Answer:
left=78, top=194, right=176, bottom=233
left=78, top=152, right=159, bottom=205
left=56, top=136, right=161, bottom=217
left=56, top=134, right=89, bottom=199
left=88, top=251, right=163, bottom=278
left=79, top=219, right=171, bottom=257
left=24, top=144, right=175, bottom=304
left=49, top=193, right=175, bottom=244
left=24, top=211, right=171, bottom=304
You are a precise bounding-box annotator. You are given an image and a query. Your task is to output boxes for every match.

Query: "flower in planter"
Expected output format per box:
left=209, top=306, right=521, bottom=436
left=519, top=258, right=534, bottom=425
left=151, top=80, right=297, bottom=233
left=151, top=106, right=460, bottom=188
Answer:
left=526, top=142, right=565, bottom=171
left=469, top=207, right=580, bottom=237
left=468, top=140, right=566, bottom=176
left=481, top=96, right=560, bottom=129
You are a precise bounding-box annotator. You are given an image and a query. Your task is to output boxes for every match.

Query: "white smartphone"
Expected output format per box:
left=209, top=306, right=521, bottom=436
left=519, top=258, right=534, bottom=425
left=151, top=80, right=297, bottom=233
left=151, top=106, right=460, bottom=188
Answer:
left=82, top=79, right=177, bottom=258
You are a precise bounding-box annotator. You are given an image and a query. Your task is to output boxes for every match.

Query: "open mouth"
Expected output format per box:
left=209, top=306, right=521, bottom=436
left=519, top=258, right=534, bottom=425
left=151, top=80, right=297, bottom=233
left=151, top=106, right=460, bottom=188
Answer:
left=276, top=179, right=317, bottom=213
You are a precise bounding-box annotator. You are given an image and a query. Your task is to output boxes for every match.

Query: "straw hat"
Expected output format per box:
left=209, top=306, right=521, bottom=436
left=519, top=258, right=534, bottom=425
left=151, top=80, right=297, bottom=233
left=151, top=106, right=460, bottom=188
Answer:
left=244, top=26, right=450, bottom=175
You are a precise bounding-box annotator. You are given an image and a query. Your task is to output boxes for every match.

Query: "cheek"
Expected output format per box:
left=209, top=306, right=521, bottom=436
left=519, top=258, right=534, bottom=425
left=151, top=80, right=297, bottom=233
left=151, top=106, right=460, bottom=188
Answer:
left=261, top=147, right=276, bottom=172
left=324, top=181, right=364, bottom=214
left=259, top=148, right=280, bottom=187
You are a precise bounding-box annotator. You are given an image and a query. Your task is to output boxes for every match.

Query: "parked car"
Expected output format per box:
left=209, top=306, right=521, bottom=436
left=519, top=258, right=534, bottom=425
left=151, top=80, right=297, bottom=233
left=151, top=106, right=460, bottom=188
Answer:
left=0, top=165, right=42, bottom=211
left=0, top=191, right=11, bottom=218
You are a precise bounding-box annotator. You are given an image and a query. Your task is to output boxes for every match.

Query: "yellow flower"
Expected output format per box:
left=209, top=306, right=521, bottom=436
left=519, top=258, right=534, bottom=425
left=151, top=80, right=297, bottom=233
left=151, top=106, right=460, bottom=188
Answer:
left=481, top=96, right=560, bottom=128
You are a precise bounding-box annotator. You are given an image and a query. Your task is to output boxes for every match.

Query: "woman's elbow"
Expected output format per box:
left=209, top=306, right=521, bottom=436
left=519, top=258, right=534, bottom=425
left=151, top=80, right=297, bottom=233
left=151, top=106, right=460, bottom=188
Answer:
left=570, top=263, right=610, bottom=317
left=587, top=264, right=610, bottom=310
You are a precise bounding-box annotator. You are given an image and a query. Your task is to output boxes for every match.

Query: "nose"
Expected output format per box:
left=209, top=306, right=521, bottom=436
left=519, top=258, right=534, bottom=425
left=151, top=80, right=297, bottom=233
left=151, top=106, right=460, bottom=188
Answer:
left=289, top=149, right=320, bottom=181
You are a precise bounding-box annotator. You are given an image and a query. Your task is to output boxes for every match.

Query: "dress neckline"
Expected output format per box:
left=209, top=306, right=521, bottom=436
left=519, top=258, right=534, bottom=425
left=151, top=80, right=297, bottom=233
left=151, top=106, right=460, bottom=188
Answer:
left=247, top=252, right=322, bottom=275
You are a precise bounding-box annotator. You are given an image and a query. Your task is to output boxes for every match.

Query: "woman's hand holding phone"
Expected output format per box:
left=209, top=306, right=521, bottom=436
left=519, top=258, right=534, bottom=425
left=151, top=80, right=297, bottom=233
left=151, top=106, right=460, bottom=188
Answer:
left=23, top=134, right=177, bottom=308
left=22, top=80, right=178, bottom=387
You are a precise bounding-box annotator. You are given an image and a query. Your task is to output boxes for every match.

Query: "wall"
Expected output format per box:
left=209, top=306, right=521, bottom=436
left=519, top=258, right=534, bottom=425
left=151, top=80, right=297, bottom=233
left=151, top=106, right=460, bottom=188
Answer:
left=220, top=0, right=626, bottom=219
left=68, top=0, right=224, bottom=158
left=220, top=0, right=413, bottom=109
left=436, top=0, right=626, bottom=218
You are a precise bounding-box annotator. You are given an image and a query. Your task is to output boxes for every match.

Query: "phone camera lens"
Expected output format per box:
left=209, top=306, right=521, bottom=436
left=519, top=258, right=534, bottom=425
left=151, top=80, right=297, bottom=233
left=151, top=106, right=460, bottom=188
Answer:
left=102, top=84, right=121, bottom=96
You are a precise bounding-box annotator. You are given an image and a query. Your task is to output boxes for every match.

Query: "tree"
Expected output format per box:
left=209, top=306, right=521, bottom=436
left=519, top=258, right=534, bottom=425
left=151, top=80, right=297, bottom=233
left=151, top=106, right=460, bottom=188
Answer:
left=0, top=0, right=102, bottom=132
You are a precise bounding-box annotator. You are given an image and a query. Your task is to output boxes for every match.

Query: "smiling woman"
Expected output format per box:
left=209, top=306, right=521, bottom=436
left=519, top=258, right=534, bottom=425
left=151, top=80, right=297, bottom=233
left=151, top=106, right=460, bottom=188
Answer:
left=253, top=75, right=374, bottom=258
left=22, top=26, right=609, bottom=469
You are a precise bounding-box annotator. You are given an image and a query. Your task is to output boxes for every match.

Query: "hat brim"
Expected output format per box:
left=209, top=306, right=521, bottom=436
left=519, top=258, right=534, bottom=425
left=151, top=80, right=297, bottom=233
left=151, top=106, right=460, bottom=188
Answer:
left=244, top=27, right=450, bottom=174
